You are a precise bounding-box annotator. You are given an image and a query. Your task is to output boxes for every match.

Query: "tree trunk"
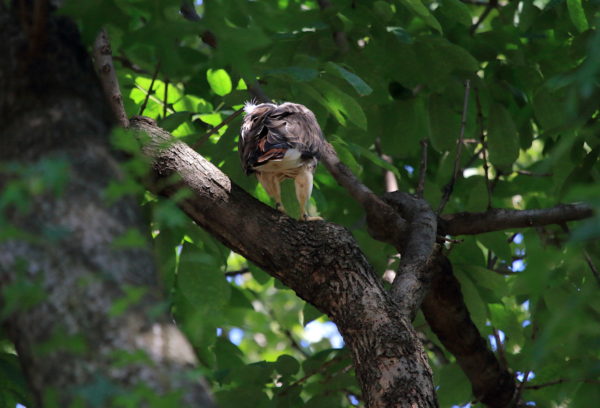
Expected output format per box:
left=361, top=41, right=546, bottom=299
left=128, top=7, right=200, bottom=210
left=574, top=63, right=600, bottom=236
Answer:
left=0, top=7, right=214, bottom=407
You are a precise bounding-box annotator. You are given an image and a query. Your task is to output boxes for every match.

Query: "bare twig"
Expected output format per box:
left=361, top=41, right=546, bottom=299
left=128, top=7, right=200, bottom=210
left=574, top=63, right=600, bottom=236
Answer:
left=515, top=170, right=552, bottom=177
left=114, top=55, right=148, bottom=74
left=583, top=251, right=600, bottom=286
left=470, top=0, right=499, bottom=34
left=283, top=355, right=345, bottom=391
left=163, top=79, right=169, bottom=119
left=224, top=267, right=250, bottom=278
left=139, top=62, right=161, bottom=116
left=492, top=327, right=508, bottom=369
left=192, top=107, right=245, bottom=150
left=317, top=0, right=349, bottom=53
left=374, top=137, right=399, bottom=193
left=526, top=378, right=600, bottom=390
left=180, top=0, right=201, bottom=21
left=92, top=29, right=129, bottom=128
left=438, top=79, right=471, bottom=214
left=475, top=88, right=493, bottom=209
left=417, top=139, right=428, bottom=199
left=514, top=370, right=532, bottom=404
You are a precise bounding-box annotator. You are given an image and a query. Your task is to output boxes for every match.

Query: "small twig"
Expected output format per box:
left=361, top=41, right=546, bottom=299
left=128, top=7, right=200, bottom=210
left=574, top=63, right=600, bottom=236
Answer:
left=192, top=107, right=245, bottom=150
left=317, top=0, right=349, bottom=53
left=475, top=88, right=493, bottom=210
left=514, top=370, right=532, bottom=404
left=492, top=327, right=508, bottom=369
left=163, top=79, right=169, bottom=119
left=526, top=378, right=600, bottom=390
left=92, top=29, right=129, bottom=128
left=584, top=251, right=600, bottom=286
left=282, top=355, right=345, bottom=392
left=417, top=139, right=428, bottom=199
left=461, top=0, right=491, bottom=5
left=180, top=0, right=201, bottom=21
left=114, top=55, right=149, bottom=74
left=436, top=236, right=464, bottom=244
left=491, top=267, right=519, bottom=276
left=374, top=138, right=399, bottom=193
left=139, top=62, right=161, bottom=116
left=437, top=79, right=471, bottom=214
left=470, top=0, right=499, bottom=34
left=224, top=267, right=250, bottom=278
left=515, top=170, right=552, bottom=177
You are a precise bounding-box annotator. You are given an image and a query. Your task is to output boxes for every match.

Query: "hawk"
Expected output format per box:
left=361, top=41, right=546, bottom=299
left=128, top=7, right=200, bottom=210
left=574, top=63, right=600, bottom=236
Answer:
left=240, top=101, right=324, bottom=220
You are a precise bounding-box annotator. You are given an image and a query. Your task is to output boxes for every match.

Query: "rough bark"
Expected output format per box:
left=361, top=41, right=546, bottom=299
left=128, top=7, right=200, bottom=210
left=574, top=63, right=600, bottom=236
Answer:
left=0, top=7, right=214, bottom=407
left=422, top=257, right=516, bottom=407
left=440, top=204, right=594, bottom=236
left=132, top=116, right=439, bottom=408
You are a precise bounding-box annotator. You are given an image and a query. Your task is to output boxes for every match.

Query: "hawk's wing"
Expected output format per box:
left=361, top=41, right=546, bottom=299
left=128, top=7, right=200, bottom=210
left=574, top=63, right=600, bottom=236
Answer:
left=239, top=102, right=323, bottom=174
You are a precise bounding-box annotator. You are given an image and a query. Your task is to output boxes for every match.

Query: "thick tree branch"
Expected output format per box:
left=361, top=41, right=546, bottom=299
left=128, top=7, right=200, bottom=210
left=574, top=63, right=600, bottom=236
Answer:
left=422, top=256, right=516, bottom=407
left=320, top=142, right=409, bottom=249
left=384, top=192, right=437, bottom=319
left=131, top=116, right=438, bottom=408
left=440, top=204, right=594, bottom=236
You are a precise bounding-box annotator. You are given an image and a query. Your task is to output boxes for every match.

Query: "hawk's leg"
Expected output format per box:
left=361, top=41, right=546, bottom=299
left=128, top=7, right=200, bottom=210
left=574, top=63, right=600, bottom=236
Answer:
left=295, top=167, right=322, bottom=221
left=256, top=172, right=286, bottom=214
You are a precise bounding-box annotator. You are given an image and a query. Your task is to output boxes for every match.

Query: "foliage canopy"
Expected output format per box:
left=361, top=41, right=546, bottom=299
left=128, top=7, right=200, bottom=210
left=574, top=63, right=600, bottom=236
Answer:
left=1, top=0, right=599, bottom=407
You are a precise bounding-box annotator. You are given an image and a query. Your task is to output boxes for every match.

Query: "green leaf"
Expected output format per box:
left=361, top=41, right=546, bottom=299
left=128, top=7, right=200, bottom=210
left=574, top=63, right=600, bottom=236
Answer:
left=398, top=0, right=443, bottom=33
left=487, top=104, right=519, bottom=171
left=303, top=303, right=323, bottom=326
left=207, top=69, right=233, bottom=96
left=346, top=142, right=403, bottom=180
left=325, top=62, right=373, bottom=96
left=215, top=386, right=271, bottom=408
left=178, top=243, right=230, bottom=310
left=437, top=0, right=472, bottom=27
left=428, top=94, right=461, bottom=152
left=435, top=363, right=471, bottom=407
left=275, top=354, right=300, bottom=376
left=330, top=136, right=363, bottom=176
left=532, top=87, right=566, bottom=131
left=566, top=0, right=589, bottom=33
left=306, top=81, right=368, bottom=130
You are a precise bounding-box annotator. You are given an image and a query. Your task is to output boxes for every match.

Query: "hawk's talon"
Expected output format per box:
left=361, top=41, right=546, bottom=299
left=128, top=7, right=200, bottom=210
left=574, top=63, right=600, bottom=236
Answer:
left=275, top=202, right=286, bottom=214
left=302, top=214, right=323, bottom=221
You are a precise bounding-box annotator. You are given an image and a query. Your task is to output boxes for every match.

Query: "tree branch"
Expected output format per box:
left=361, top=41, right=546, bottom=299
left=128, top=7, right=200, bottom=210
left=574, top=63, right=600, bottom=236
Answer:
left=384, top=192, right=438, bottom=319
left=92, top=29, right=129, bottom=128
left=320, top=142, right=408, bottom=249
left=440, top=204, right=594, bottom=236
left=421, top=255, right=516, bottom=407
left=131, top=116, right=438, bottom=408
